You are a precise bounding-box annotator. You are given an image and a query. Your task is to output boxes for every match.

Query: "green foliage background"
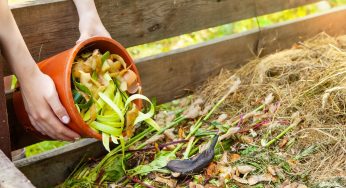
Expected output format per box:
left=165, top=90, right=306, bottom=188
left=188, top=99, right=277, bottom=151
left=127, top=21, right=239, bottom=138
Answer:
left=128, top=0, right=346, bottom=59
left=7, top=0, right=346, bottom=157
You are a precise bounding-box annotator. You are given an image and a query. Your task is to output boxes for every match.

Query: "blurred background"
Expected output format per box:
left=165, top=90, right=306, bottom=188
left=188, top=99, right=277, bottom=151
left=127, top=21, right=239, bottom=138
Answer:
left=8, top=0, right=346, bottom=157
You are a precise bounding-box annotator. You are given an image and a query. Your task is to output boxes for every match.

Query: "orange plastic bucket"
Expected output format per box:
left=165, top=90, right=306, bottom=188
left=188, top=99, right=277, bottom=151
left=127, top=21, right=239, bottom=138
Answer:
left=13, top=37, right=142, bottom=140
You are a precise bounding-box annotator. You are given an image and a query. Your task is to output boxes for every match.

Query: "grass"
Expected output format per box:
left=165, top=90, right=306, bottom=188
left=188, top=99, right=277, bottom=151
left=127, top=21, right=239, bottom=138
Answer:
left=127, top=0, right=346, bottom=59
left=6, top=0, right=346, bottom=157
left=25, top=141, right=68, bottom=157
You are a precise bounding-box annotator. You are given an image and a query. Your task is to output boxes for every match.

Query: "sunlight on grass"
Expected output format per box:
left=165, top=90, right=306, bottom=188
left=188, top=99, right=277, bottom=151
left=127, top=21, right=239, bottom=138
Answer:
left=128, top=0, right=346, bottom=59
left=25, top=141, right=69, bottom=157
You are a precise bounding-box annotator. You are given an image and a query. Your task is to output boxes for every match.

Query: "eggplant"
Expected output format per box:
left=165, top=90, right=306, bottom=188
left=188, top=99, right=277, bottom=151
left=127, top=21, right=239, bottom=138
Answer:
left=166, top=135, right=219, bottom=175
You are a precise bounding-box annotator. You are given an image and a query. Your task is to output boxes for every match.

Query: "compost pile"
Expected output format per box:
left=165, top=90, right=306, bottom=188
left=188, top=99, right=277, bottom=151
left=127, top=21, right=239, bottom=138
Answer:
left=62, top=33, right=346, bottom=188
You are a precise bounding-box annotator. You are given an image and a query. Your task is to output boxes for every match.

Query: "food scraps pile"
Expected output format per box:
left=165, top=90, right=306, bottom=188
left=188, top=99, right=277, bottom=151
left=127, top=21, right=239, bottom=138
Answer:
left=71, top=49, right=159, bottom=151
left=62, top=33, right=346, bottom=188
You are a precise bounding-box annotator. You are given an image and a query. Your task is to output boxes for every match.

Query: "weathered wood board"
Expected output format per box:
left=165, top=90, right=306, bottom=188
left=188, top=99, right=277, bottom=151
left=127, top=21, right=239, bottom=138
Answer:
left=14, top=139, right=105, bottom=188
left=3, top=0, right=319, bottom=76
left=0, top=60, right=11, bottom=158
left=0, top=150, right=35, bottom=188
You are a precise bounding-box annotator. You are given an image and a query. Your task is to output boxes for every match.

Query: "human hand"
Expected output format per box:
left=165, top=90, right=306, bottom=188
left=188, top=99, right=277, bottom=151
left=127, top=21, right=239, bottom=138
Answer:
left=77, top=14, right=111, bottom=43
left=20, top=65, right=80, bottom=141
left=74, top=0, right=111, bottom=43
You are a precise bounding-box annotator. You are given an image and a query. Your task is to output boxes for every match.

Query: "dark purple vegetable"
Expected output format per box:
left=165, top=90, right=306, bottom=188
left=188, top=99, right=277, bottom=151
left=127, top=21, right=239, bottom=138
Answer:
left=166, top=135, right=219, bottom=175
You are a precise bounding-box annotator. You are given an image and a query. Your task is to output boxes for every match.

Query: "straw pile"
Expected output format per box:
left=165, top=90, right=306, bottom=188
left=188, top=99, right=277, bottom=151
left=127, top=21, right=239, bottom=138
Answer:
left=198, top=32, right=346, bottom=185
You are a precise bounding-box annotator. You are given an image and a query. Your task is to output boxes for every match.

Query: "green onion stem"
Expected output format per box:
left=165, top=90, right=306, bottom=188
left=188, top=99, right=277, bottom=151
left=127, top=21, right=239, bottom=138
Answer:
left=172, top=88, right=234, bottom=154
left=183, top=136, right=195, bottom=159
left=265, top=117, right=302, bottom=147
left=95, top=116, right=186, bottom=173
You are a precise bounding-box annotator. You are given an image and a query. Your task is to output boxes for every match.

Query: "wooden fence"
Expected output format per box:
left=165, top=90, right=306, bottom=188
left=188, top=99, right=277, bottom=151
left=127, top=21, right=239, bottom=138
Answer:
left=1, top=0, right=346, bottom=187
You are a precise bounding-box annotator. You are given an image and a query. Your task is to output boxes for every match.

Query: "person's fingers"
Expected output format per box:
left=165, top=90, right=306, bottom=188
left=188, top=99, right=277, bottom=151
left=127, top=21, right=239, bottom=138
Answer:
left=77, top=27, right=111, bottom=44
left=36, top=123, right=58, bottom=140
left=76, top=33, right=91, bottom=44
left=98, top=29, right=111, bottom=38
left=33, top=102, right=78, bottom=141
left=33, top=118, right=60, bottom=140
left=45, top=90, right=71, bottom=125
left=32, top=110, right=61, bottom=139
left=37, top=105, right=79, bottom=141
left=20, top=72, right=82, bottom=141
left=46, top=117, right=78, bottom=141
left=24, top=98, right=49, bottom=136
left=28, top=115, right=45, bottom=135
left=26, top=100, right=62, bottom=139
left=38, top=120, right=72, bottom=141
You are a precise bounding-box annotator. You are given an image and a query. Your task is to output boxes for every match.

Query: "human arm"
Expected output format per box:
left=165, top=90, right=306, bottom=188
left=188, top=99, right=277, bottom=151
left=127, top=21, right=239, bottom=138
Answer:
left=0, top=0, right=80, bottom=141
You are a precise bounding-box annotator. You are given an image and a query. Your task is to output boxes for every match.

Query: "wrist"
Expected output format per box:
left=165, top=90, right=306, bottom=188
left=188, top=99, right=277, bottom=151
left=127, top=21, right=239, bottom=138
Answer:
left=78, top=7, right=99, bottom=20
left=12, top=52, right=41, bottom=83
left=78, top=14, right=106, bottom=37
left=79, top=11, right=103, bottom=29
left=4, top=44, right=41, bottom=83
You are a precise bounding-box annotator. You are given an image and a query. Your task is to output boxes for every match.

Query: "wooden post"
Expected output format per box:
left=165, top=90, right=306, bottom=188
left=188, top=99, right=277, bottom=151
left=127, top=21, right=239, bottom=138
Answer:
left=0, top=150, right=35, bottom=188
left=0, top=59, right=11, bottom=158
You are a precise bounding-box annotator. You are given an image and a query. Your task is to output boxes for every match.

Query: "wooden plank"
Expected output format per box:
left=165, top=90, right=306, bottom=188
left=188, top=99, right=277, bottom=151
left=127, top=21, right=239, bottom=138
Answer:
left=15, top=139, right=106, bottom=188
left=0, top=150, right=35, bottom=188
left=138, top=30, right=258, bottom=103
left=2, top=0, right=319, bottom=76
left=13, top=7, right=346, bottom=187
left=11, top=149, right=26, bottom=161
left=256, top=0, right=320, bottom=15
left=0, top=59, right=11, bottom=158
left=138, top=6, right=346, bottom=104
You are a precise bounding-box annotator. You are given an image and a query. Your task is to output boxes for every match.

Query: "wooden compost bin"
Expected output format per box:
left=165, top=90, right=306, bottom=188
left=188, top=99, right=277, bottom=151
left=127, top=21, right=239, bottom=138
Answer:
left=1, top=0, right=346, bottom=187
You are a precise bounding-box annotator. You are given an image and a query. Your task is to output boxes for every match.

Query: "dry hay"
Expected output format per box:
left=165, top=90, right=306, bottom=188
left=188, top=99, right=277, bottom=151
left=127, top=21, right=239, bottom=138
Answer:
left=197, top=32, right=346, bottom=184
